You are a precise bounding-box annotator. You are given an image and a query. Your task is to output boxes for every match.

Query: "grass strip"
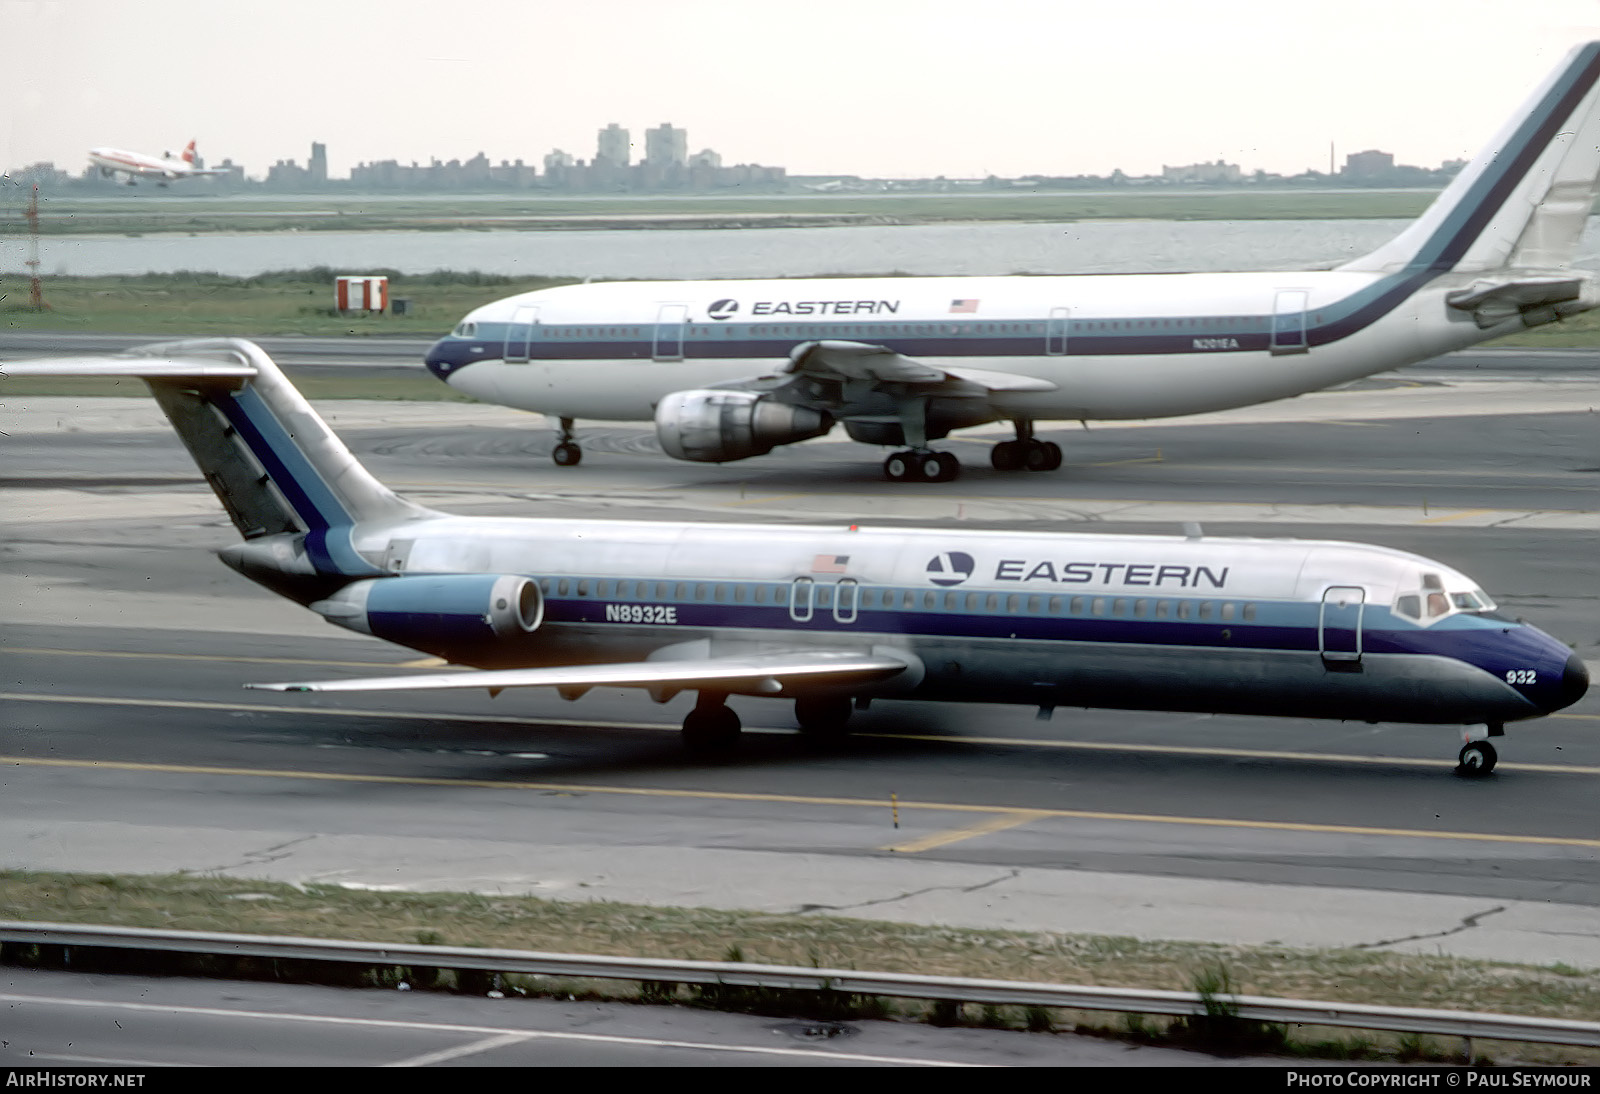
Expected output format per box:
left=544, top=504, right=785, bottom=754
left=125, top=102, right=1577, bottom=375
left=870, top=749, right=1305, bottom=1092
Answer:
left=2, top=869, right=1595, bottom=1064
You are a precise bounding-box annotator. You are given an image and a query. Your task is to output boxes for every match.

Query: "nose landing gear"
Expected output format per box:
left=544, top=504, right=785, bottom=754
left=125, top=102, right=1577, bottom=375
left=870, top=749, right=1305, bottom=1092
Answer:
left=550, top=417, right=582, bottom=467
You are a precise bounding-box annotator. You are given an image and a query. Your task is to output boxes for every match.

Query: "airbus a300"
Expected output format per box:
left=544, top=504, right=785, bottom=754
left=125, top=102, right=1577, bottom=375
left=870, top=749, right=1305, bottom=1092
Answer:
left=425, top=42, right=1600, bottom=482
left=88, top=140, right=230, bottom=186
left=8, top=339, right=1587, bottom=774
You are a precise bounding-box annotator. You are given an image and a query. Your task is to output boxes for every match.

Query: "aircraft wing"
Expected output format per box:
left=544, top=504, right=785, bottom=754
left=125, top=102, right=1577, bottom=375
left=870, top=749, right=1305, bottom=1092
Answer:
left=246, top=648, right=908, bottom=698
left=786, top=340, right=1057, bottom=394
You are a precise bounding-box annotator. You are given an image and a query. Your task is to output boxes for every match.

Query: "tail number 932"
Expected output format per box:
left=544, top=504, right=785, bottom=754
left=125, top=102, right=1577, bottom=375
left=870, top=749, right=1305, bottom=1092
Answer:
left=1506, top=669, right=1538, bottom=686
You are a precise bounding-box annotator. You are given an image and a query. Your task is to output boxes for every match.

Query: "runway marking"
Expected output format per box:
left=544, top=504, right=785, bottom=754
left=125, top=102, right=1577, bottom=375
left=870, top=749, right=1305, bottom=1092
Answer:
left=0, top=993, right=977, bottom=1067
left=1418, top=509, right=1496, bottom=524
left=387, top=1032, right=532, bottom=1067
left=5, top=747, right=1600, bottom=850
left=884, top=810, right=1052, bottom=854
left=5, top=689, right=1598, bottom=773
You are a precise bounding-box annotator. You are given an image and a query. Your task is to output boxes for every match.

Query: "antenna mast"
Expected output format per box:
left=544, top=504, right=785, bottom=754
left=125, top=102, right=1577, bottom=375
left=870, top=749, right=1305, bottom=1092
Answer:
left=25, top=183, right=49, bottom=311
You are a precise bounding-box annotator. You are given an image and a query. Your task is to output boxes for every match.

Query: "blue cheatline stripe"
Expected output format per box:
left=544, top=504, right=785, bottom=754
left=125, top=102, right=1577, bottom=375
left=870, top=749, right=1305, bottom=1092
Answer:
left=214, top=386, right=381, bottom=577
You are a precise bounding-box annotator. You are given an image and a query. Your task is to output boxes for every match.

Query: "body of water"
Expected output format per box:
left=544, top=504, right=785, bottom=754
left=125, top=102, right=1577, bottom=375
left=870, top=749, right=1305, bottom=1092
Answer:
left=5, top=219, right=1599, bottom=279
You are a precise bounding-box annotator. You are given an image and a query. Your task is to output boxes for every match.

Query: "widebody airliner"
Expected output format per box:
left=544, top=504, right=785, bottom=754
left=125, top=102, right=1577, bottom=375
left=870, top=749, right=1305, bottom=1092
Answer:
left=88, top=141, right=229, bottom=186
left=8, top=339, right=1587, bottom=774
left=426, top=42, right=1600, bottom=482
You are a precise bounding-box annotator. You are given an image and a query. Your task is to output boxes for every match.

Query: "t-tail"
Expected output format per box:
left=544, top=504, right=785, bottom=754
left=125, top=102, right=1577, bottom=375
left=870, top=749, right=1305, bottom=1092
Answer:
left=181, top=140, right=197, bottom=165
left=4, top=337, right=432, bottom=598
left=1341, top=41, right=1600, bottom=327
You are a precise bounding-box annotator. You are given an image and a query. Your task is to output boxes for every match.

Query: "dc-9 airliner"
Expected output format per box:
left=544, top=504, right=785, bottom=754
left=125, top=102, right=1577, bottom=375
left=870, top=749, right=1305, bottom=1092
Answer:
left=425, top=42, right=1600, bottom=482
left=7, top=339, right=1587, bottom=774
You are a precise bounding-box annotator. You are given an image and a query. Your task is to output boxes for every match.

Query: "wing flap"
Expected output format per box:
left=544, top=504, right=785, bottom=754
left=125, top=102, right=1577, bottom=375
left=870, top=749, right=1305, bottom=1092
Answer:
left=247, top=649, right=907, bottom=696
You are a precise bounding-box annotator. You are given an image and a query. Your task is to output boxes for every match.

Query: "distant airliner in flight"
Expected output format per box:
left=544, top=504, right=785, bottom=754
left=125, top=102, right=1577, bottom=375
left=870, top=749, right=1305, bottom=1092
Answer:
left=426, top=42, right=1600, bottom=482
left=7, top=339, right=1586, bottom=774
left=88, top=140, right=229, bottom=185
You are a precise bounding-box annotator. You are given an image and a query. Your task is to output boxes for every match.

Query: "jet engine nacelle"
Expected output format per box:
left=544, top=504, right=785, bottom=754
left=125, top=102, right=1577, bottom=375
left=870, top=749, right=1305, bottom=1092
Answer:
left=310, top=573, right=543, bottom=647
left=655, top=389, right=831, bottom=462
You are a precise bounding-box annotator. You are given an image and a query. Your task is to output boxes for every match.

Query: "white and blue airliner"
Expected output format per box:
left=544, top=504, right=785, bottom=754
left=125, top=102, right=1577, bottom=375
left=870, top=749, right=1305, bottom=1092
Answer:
left=425, top=42, right=1600, bottom=482
left=9, top=339, right=1588, bottom=774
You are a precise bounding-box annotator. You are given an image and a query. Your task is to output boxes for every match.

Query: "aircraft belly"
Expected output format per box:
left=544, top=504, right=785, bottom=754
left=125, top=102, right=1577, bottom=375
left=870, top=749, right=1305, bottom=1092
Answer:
left=477, top=359, right=769, bottom=420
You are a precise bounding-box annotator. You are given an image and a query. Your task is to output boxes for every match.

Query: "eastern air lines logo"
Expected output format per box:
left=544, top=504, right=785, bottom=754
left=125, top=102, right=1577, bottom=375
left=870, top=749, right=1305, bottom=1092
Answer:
left=926, top=552, right=975, bottom=587
left=707, top=298, right=739, bottom=321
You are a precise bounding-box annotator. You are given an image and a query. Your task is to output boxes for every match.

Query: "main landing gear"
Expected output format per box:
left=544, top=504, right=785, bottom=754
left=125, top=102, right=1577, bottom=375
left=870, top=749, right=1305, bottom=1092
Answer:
left=794, top=695, right=854, bottom=741
left=991, top=420, right=1062, bottom=472
left=883, top=449, right=960, bottom=483
left=551, top=417, right=581, bottom=467
left=681, top=692, right=740, bottom=753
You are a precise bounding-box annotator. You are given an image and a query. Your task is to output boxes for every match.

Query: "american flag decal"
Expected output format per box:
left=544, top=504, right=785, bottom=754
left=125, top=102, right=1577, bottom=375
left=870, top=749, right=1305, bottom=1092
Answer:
left=811, top=554, right=849, bottom=573
left=949, top=299, right=979, bottom=313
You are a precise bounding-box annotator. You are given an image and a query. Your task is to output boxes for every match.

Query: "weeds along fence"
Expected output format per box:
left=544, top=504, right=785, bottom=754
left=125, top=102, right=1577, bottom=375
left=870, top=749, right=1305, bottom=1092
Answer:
left=4, top=921, right=1598, bottom=1051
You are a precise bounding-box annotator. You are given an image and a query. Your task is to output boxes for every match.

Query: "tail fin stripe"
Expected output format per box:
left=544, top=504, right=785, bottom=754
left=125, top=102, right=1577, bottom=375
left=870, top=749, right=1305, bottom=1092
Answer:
left=1411, top=43, right=1600, bottom=273
left=212, top=388, right=382, bottom=576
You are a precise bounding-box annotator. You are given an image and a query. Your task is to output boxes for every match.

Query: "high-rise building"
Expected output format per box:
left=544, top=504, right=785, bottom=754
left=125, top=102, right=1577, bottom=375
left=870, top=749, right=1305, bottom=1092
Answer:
left=596, top=123, right=630, bottom=167
left=644, top=123, right=687, bottom=168
left=309, top=142, right=327, bottom=185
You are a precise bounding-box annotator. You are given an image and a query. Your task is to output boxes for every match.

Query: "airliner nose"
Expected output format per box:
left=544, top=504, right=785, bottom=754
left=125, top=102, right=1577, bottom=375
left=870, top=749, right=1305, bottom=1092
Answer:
left=1556, top=651, right=1590, bottom=712
left=423, top=336, right=458, bottom=383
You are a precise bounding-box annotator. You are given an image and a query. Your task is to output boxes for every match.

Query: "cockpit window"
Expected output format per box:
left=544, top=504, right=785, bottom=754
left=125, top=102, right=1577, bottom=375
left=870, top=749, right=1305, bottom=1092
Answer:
left=453, top=321, right=478, bottom=338
left=1395, top=594, right=1421, bottom=620
left=1452, top=591, right=1482, bottom=611
left=1426, top=592, right=1449, bottom=618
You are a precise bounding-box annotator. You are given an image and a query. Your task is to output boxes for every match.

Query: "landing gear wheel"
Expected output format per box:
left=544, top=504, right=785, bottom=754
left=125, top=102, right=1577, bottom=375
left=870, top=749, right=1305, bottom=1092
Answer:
left=682, top=704, right=741, bottom=754
left=1036, top=441, right=1062, bottom=471
left=552, top=442, right=582, bottom=467
left=1456, top=740, right=1498, bottom=778
left=795, top=696, right=854, bottom=740
left=884, top=452, right=913, bottom=482
left=917, top=451, right=959, bottom=482
left=991, top=440, right=1023, bottom=471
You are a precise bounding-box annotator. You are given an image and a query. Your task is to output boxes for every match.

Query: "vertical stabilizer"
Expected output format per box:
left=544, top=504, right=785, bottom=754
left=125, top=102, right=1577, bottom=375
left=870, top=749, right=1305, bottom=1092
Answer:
left=3, top=338, right=431, bottom=574
left=1341, top=42, right=1600, bottom=275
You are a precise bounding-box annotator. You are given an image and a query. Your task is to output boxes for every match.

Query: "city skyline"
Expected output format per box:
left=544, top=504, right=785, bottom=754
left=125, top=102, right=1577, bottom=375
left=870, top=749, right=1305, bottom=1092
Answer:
left=4, top=0, right=1596, bottom=182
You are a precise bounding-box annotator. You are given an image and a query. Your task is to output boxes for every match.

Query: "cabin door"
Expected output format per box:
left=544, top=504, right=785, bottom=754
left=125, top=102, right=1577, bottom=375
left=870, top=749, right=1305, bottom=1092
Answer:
left=653, top=304, right=688, bottom=361
left=504, top=305, right=538, bottom=363
left=1319, top=585, right=1365, bottom=663
left=1046, top=307, right=1070, bottom=356
left=1271, top=290, right=1309, bottom=355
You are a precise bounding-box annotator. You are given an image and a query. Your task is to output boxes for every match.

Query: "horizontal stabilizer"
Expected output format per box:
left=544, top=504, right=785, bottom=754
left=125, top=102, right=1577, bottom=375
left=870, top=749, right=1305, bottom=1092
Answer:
left=1445, top=273, right=1589, bottom=328
left=247, top=649, right=908, bottom=696
left=1, top=356, right=256, bottom=380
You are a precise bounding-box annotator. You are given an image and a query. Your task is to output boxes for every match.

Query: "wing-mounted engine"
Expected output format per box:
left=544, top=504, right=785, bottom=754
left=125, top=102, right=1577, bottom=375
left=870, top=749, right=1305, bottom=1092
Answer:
left=655, top=389, right=832, bottom=463
left=310, top=574, right=543, bottom=655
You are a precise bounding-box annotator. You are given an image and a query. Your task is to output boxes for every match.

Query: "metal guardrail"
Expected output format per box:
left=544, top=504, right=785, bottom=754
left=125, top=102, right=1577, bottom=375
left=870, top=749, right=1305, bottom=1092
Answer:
left=4, top=921, right=1597, bottom=1049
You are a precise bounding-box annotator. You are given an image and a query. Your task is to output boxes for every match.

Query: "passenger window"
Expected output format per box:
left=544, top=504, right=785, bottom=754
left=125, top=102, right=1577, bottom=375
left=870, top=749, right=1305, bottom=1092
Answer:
left=1091, top=598, right=1105, bottom=617
left=1048, top=596, right=1062, bottom=614
left=1134, top=599, right=1148, bottom=618
left=1006, top=595, right=1020, bottom=613
left=1220, top=602, right=1234, bottom=621
left=558, top=579, right=570, bottom=596
left=734, top=585, right=746, bottom=603
left=1027, top=596, right=1041, bottom=613
left=1156, top=601, right=1169, bottom=618
left=715, top=585, right=728, bottom=602
left=676, top=583, right=688, bottom=599
left=1198, top=602, right=1212, bottom=620
left=923, top=592, right=936, bottom=609
left=1113, top=599, right=1126, bottom=616
left=697, top=584, right=710, bottom=600
left=1242, top=603, right=1256, bottom=622
left=986, top=594, right=999, bottom=612
left=577, top=581, right=589, bottom=596
left=598, top=581, right=612, bottom=598
left=945, top=592, right=960, bottom=611
left=753, top=586, right=767, bottom=604
left=1070, top=597, right=1085, bottom=614
left=1177, top=601, right=1191, bottom=619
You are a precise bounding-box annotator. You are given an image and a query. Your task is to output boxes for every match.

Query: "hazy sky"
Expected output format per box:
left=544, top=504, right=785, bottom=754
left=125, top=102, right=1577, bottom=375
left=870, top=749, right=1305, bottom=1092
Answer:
left=4, top=0, right=1598, bottom=181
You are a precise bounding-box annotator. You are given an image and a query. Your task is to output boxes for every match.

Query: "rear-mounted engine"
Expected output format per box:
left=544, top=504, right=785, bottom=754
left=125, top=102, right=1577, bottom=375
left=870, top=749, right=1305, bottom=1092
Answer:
left=311, top=574, right=543, bottom=647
